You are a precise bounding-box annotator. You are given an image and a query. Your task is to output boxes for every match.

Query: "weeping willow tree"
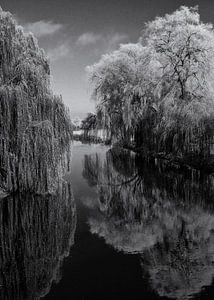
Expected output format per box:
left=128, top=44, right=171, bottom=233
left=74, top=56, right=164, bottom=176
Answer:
left=87, top=6, right=214, bottom=161
left=82, top=149, right=214, bottom=299
left=0, top=181, right=76, bottom=299
left=0, top=7, right=72, bottom=194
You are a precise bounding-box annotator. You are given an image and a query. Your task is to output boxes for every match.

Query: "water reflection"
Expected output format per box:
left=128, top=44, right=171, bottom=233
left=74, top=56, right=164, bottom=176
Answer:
left=83, top=148, right=214, bottom=299
left=0, top=181, right=76, bottom=300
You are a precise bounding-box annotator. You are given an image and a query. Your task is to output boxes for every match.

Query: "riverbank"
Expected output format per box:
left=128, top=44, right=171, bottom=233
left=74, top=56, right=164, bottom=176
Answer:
left=72, top=129, right=110, bottom=144
left=106, top=141, right=214, bottom=173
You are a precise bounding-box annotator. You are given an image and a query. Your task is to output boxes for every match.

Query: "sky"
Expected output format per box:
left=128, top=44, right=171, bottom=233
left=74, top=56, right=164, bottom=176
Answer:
left=1, top=0, right=214, bottom=117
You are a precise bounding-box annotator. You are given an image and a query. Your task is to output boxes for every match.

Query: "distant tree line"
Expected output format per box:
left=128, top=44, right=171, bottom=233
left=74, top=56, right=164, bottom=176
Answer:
left=81, top=113, right=97, bottom=132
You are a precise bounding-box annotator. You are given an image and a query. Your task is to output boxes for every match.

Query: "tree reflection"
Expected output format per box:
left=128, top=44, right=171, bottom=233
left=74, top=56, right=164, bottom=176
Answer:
left=83, top=148, right=214, bottom=299
left=0, top=181, right=76, bottom=300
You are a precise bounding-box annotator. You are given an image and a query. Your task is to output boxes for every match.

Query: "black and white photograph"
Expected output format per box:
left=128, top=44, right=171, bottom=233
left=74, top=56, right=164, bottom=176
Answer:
left=1, top=0, right=214, bottom=299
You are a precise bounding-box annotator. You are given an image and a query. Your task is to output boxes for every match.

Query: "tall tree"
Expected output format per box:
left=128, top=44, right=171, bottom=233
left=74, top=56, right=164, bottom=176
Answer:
left=0, top=7, right=72, bottom=193
left=88, top=6, right=214, bottom=158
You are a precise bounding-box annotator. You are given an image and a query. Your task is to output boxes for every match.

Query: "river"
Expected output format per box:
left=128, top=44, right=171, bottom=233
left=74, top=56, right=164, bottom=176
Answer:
left=1, top=142, right=214, bottom=299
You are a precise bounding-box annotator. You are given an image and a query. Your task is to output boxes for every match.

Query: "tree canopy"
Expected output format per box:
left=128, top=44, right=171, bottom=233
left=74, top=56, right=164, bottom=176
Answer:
left=87, top=6, right=214, bottom=158
left=81, top=113, right=97, bottom=131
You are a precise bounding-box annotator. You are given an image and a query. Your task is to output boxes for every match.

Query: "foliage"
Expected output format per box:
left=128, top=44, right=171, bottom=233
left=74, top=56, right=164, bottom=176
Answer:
left=71, top=116, right=82, bottom=130
left=87, top=6, right=214, bottom=158
left=81, top=112, right=97, bottom=131
left=0, top=7, right=72, bottom=193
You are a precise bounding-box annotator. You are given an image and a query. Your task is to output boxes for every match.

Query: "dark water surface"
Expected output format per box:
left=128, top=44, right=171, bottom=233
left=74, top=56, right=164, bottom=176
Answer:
left=1, top=142, right=214, bottom=299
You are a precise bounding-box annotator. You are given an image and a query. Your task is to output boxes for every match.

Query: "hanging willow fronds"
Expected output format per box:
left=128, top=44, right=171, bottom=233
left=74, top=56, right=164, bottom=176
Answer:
left=0, top=8, right=72, bottom=194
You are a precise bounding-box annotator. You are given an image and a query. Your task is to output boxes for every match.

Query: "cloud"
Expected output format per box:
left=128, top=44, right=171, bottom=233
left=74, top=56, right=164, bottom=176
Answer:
left=47, top=42, right=72, bottom=62
left=105, top=33, right=129, bottom=51
left=76, top=32, right=102, bottom=47
left=76, top=31, right=128, bottom=52
left=24, top=20, right=63, bottom=38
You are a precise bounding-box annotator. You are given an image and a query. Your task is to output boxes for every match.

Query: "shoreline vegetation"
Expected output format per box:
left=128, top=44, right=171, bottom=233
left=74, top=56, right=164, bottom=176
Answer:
left=86, top=6, right=214, bottom=172
left=0, top=7, right=72, bottom=195
left=2, top=5, right=214, bottom=198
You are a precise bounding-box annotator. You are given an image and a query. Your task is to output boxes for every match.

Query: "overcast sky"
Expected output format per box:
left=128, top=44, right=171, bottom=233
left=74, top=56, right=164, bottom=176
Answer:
left=1, top=0, right=214, bottom=117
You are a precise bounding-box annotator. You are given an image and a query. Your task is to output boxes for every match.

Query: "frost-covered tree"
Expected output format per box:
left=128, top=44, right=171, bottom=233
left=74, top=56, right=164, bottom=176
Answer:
left=87, top=43, right=149, bottom=143
left=88, top=6, right=214, bottom=159
left=140, top=5, right=214, bottom=156
left=0, top=7, right=72, bottom=193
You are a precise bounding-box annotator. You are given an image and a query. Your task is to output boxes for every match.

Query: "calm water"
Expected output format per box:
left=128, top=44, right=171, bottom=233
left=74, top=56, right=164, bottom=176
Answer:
left=1, top=142, right=214, bottom=299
